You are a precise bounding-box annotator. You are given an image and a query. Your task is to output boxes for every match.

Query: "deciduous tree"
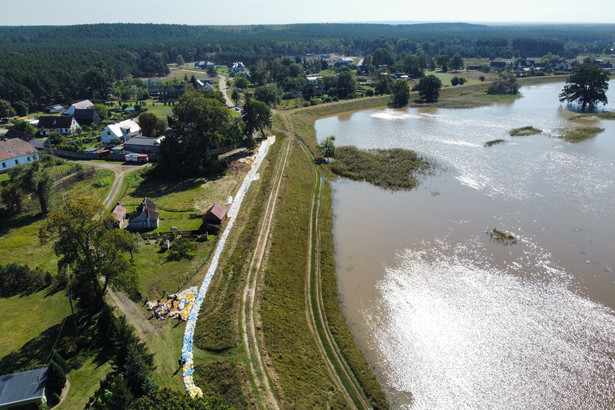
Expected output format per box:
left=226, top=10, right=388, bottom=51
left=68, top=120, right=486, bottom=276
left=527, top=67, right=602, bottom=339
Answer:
left=39, top=198, right=138, bottom=305
left=392, top=80, right=410, bottom=107
left=559, top=63, right=609, bottom=111
left=415, top=75, right=442, bottom=103
left=138, top=112, right=159, bottom=137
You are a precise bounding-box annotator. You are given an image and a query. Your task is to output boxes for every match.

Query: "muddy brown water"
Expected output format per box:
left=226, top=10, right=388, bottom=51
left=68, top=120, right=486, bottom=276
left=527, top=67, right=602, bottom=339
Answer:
left=316, top=82, right=615, bottom=409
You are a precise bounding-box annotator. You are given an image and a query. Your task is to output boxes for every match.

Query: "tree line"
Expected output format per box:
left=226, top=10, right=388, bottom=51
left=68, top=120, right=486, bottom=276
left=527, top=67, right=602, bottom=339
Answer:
left=1, top=23, right=614, bottom=113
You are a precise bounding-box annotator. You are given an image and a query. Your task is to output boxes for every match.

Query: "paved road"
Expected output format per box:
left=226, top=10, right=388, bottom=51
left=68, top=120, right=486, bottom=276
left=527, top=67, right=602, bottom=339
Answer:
left=218, top=75, right=235, bottom=108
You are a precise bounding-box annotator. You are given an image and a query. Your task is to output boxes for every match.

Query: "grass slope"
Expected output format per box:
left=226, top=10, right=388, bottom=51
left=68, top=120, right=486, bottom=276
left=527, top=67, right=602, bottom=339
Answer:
left=260, top=141, right=346, bottom=408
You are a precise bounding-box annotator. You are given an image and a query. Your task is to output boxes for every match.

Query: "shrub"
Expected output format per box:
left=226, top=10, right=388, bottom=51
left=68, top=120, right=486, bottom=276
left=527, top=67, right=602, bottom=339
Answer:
left=0, top=263, right=51, bottom=296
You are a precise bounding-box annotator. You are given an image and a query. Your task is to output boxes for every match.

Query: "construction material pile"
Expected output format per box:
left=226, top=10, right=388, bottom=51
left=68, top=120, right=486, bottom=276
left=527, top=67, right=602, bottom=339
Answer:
left=146, top=286, right=198, bottom=321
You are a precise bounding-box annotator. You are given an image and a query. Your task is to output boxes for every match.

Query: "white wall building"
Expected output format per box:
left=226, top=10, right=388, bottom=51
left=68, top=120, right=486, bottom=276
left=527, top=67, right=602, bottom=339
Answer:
left=0, top=138, right=39, bottom=173
left=101, top=119, right=142, bottom=144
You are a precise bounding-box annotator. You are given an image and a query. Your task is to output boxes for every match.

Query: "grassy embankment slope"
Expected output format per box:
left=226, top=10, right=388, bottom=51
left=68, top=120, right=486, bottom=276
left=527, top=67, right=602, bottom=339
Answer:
left=191, top=136, right=285, bottom=408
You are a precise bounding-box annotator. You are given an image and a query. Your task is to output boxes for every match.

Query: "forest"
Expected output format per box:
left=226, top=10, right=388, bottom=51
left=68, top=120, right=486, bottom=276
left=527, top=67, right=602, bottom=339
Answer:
left=1, top=23, right=614, bottom=111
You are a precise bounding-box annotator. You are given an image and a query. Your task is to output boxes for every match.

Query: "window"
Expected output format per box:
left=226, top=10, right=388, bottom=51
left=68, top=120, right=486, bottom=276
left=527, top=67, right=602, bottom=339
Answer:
left=15, top=159, right=19, bottom=164
left=2, top=162, right=5, bottom=168
left=107, top=131, right=111, bottom=135
left=27, top=156, right=31, bottom=161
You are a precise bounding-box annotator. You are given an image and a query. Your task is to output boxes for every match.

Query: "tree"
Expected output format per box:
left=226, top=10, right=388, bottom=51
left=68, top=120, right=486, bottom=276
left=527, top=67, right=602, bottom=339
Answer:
left=487, top=72, right=519, bottom=95
left=254, top=84, right=280, bottom=106
left=10, top=119, right=37, bottom=137
left=175, top=54, right=185, bottom=66
left=161, top=89, right=243, bottom=176
left=235, top=76, right=248, bottom=89
left=9, top=162, right=52, bottom=215
left=48, top=131, right=63, bottom=146
left=336, top=70, right=356, bottom=99
left=436, top=55, right=451, bottom=72
left=0, top=99, right=16, bottom=118
left=374, top=73, right=393, bottom=95
left=415, top=75, right=442, bottom=103
left=138, top=112, right=159, bottom=137
left=167, top=238, right=197, bottom=261
left=449, top=54, right=464, bottom=71
left=319, top=136, right=335, bottom=158
left=0, top=184, right=25, bottom=217
left=231, top=88, right=240, bottom=104
left=559, top=63, right=609, bottom=111
left=39, top=198, right=138, bottom=305
left=392, top=80, right=410, bottom=107
left=242, top=98, right=271, bottom=141
left=93, top=103, right=109, bottom=119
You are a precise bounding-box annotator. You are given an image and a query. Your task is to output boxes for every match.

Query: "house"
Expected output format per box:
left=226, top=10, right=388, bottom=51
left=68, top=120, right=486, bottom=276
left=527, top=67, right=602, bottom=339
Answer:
left=63, top=100, right=94, bottom=115
left=72, top=109, right=100, bottom=126
left=5, top=128, right=33, bottom=142
left=196, top=79, right=214, bottom=91
left=194, top=61, right=215, bottom=69
left=101, top=119, right=142, bottom=144
left=146, top=85, right=186, bottom=98
left=228, top=62, right=246, bottom=73
left=128, top=198, right=159, bottom=231
left=490, top=61, right=513, bottom=70
left=124, top=136, right=165, bottom=155
left=203, top=203, right=226, bottom=226
left=43, top=104, right=65, bottom=114
left=337, top=57, right=354, bottom=65
left=111, top=202, right=128, bottom=229
left=0, top=138, right=40, bottom=173
left=37, top=116, right=79, bottom=136
left=0, top=368, right=48, bottom=409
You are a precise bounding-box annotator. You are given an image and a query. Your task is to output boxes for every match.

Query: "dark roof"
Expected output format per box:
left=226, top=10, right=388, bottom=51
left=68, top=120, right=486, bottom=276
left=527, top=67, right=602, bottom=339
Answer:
left=124, top=137, right=162, bottom=147
left=204, top=203, right=226, bottom=224
left=130, top=197, right=159, bottom=221
left=5, top=128, right=33, bottom=141
left=0, top=138, right=38, bottom=161
left=0, top=368, right=47, bottom=407
left=72, top=109, right=100, bottom=124
left=30, top=138, right=48, bottom=149
left=37, top=115, right=74, bottom=129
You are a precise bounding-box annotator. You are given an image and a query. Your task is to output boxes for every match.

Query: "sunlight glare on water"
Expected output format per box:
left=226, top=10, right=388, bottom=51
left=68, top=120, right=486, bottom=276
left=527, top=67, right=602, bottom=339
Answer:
left=370, top=237, right=615, bottom=409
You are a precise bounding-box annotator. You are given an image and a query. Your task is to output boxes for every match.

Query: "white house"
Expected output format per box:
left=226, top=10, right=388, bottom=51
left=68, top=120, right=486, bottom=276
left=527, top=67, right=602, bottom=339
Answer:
left=0, top=138, right=39, bottom=173
left=37, top=116, right=80, bottom=136
left=228, top=62, right=246, bottom=73
left=101, top=119, right=142, bottom=144
left=63, top=100, right=94, bottom=115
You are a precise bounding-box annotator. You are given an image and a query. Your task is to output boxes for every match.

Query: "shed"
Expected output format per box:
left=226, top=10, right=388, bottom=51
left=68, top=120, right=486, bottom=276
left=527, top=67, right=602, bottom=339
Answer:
left=0, top=368, right=48, bottom=410
left=203, top=203, right=226, bottom=225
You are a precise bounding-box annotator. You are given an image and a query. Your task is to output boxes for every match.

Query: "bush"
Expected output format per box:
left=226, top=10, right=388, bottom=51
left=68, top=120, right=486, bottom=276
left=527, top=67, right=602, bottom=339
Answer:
left=47, top=360, right=66, bottom=400
left=0, top=263, right=51, bottom=296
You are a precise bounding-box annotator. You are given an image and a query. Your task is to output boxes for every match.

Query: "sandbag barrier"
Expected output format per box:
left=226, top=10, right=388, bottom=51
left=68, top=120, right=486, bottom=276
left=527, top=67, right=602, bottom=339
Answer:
left=181, top=136, right=276, bottom=398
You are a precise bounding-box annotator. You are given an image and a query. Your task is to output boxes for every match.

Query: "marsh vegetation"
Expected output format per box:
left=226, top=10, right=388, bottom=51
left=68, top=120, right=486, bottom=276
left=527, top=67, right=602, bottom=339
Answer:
left=331, top=146, right=431, bottom=191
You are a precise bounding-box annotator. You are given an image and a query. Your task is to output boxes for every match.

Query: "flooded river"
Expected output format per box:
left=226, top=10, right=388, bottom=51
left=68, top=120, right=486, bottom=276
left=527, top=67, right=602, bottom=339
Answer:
left=316, top=81, right=615, bottom=409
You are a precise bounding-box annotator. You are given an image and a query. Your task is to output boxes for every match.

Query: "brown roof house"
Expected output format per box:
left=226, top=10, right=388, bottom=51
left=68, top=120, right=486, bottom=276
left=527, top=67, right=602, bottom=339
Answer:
left=202, top=203, right=226, bottom=233
left=37, top=115, right=79, bottom=136
left=128, top=198, right=159, bottom=231
left=0, top=138, right=39, bottom=174
left=111, top=202, right=128, bottom=229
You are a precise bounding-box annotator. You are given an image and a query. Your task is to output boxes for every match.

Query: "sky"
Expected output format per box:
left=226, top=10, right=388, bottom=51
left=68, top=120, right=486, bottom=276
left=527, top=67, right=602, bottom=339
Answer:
left=2, top=0, right=614, bottom=26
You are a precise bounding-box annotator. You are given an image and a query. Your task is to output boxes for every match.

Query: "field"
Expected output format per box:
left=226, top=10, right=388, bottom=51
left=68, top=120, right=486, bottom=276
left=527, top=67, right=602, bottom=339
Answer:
left=0, top=155, right=248, bottom=407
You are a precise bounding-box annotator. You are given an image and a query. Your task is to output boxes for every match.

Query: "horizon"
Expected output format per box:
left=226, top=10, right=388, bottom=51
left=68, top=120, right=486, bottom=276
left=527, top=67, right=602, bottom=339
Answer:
left=2, top=0, right=614, bottom=26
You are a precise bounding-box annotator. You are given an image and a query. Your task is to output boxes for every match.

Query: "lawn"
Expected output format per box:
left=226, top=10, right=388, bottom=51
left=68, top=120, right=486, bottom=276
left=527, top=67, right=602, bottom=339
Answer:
left=0, top=290, right=69, bottom=359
